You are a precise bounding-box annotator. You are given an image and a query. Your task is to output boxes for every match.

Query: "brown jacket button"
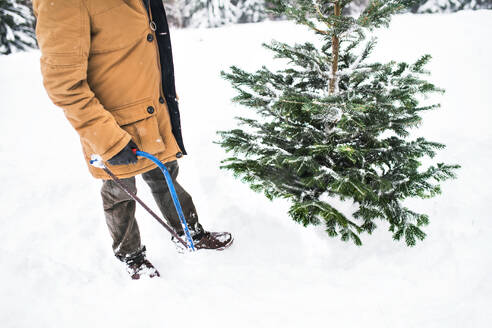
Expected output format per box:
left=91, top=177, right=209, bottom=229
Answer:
left=159, top=97, right=165, bottom=104
left=147, top=106, right=154, bottom=114
left=176, top=152, right=183, bottom=158
left=147, top=34, right=154, bottom=42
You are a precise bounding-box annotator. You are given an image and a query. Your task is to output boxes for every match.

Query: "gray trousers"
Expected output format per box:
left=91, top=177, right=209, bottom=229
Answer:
left=100, top=160, right=203, bottom=257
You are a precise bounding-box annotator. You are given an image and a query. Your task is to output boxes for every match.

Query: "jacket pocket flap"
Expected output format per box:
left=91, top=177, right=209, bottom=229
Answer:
left=110, top=99, right=154, bottom=126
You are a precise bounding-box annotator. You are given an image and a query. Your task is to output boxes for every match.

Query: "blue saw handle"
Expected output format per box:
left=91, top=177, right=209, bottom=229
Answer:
left=134, top=150, right=195, bottom=251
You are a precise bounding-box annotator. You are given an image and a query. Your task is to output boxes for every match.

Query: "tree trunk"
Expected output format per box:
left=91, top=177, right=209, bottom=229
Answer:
left=329, top=1, right=341, bottom=95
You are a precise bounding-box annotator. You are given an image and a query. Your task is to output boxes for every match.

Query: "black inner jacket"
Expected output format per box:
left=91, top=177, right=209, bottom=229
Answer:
left=142, top=0, right=187, bottom=155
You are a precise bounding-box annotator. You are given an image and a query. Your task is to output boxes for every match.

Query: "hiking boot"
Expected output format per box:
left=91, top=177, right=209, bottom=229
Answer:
left=172, top=231, right=233, bottom=252
left=194, top=231, right=233, bottom=250
left=117, top=246, right=160, bottom=280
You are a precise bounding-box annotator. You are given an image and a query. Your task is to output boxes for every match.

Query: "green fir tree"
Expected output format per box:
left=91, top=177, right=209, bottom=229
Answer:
left=217, top=0, right=460, bottom=246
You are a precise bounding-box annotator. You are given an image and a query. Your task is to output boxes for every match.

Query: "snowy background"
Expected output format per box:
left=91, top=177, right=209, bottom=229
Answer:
left=1, top=10, right=491, bottom=327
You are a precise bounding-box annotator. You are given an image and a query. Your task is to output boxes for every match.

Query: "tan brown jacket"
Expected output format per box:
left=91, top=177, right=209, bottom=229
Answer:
left=33, top=0, right=183, bottom=179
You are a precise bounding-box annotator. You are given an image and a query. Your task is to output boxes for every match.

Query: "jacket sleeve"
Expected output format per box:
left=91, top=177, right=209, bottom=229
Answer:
left=33, top=0, right=131, bottom=161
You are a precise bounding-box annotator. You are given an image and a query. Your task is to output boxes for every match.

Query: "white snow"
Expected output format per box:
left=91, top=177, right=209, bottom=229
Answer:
left=0, top=10, right=491, bottom=328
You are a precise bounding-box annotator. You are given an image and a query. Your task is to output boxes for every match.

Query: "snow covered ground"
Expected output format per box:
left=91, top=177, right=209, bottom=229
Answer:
left=1, top=10, right=491, bottom=328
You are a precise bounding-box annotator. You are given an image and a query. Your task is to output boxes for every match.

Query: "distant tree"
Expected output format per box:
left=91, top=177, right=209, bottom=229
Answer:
left=410, top=0, right=492, bottom=13
left=344, top=0, right=370, bottom=15
left=343, top=0, right=492, bottom=14
left=165, top=0, right=270, bottom=28
left=0, top=0, right=36, bottom=55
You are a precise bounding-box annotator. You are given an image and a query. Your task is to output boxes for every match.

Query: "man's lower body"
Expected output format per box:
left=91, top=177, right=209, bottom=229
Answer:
left=100, top=160, right=232, bottom=279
